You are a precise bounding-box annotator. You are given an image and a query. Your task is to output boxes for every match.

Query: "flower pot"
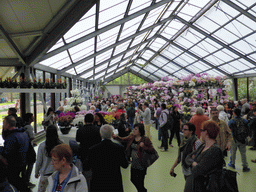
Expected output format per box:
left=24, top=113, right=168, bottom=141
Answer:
left=60, top=126, right=71, bottom=134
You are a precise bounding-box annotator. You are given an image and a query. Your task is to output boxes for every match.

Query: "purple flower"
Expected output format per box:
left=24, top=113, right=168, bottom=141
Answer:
left=217, top=88, right=222, bottom=94
left=195, top=73, right=201, bottom=78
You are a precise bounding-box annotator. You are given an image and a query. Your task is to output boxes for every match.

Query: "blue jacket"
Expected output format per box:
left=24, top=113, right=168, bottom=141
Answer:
left=0, top=128, right=30, bottom=167
left=228, top=116, right=248, bottom=132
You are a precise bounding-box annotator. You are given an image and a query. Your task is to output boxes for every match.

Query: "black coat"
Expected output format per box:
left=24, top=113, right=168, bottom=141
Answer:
left=76, top=124, right=101, bottom=164
left=86, top=139, right=129, bottom=192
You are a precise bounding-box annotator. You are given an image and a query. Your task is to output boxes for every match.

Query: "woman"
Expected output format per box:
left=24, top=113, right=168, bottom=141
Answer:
left=47, top=144, right=88, bottom=192
left=117, top=113, right=131, bottom=138
left=114, top=123, right=155, bottom=192
left=43, top=107, right=58, bottom=128
left=189, top=107, right=209, bottom=138
left=169, top=106, right=181, bottom=147
left=170, top=123, right=202, bottom=180
left=35, top=125, right=63, bottom=192
left=217, top=105, right=229, bottom=124
left=93, top=113, right=106, bottom=128
left=184, top=121, right=224, bottom=192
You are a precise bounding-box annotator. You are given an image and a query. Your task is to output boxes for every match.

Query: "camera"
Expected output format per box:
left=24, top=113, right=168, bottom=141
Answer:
left=170, top=172, right=177, bottom=177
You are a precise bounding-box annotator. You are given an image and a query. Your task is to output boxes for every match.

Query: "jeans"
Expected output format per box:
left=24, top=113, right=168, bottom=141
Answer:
left=161, top=128, right=169, bottom=150
left=129, top=117, right=135, bottom=129
left=131, top=168, right=147, bottom=192
left=169, top=129, right=181, bottom=146
left=158, top=128, right=163, bottom=141
left=231, top=141, right=248, bottom=167
left=154, top=117, right=159, bottom=130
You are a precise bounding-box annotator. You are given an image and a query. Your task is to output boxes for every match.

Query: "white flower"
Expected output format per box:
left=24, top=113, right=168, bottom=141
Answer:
left=64, top=105, right=73, bottom=112
left=71, top=89, right=80, bottom=97
left=179, top=92, right=184, bottom=97
left=189, top=81, right=195, bottom=87
left=223, top=79, right=232, bottom=86
left=208, top=89, right=217, bottom=97
left=172, top=90, right=177, bottom=95
left=80, top=105, right=87, bottom=111
left=192, top=89, right=198, bottom=95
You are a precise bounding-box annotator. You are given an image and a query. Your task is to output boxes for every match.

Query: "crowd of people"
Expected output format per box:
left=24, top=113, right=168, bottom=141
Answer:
left=0, top=95, right=256, bottom=191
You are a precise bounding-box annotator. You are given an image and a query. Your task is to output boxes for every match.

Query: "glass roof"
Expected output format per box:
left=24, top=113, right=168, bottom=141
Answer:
left=39, top=0, right=256, bottom=83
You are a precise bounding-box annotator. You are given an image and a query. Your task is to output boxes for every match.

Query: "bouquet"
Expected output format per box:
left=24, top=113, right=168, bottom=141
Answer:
left=58, top=115, right=73, bottom=126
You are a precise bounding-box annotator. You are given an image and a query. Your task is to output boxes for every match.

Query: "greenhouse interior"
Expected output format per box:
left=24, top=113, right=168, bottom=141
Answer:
left=0, top=0, right=256, bottom=191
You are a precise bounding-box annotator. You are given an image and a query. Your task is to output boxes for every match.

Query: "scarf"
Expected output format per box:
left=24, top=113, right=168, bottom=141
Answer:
left=178, top=134, right=198, bottom=169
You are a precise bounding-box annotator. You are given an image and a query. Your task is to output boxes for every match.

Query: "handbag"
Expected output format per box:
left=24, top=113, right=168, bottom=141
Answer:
left=205, top=168, right=238, bottom=192
left=140, top=137, right=159, bottom=168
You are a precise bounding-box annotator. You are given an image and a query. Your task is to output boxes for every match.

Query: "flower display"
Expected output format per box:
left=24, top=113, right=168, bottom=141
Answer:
left=58, top=115, right=74, bottom=126
left=104, top=115, right=116, bottom=124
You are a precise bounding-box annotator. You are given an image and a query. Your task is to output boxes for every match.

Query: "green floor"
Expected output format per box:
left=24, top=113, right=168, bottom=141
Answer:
left=31, top=127, right=256, bottom=192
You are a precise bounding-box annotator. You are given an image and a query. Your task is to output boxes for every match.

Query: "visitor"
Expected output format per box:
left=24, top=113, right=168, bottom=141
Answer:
left=8, top=107, right=24, bottom=128
left=0, top=159, right=18, bottom=192
left=169, top=106, right=181, bottom=147
left=184, top=121, right=224, bottom=192
left=0, top=116, right=30, bottom=192
left=86, top=125, right=128, bottom=192
left=35, top=125, right=62, bottom=192
left=93, top=112, right=107, bottom=128
left=115, top=103, right=126, bottom=119
left=76, top=113, right=101, bottom=190
left=249, top=108, right=256, bottom=151
left=117, top=113, right=131, bottom=138
left=210, top=108, right=232, bottom=156
left=170, top=123, right=202, bottom=180
left=217, top=105, right=229, bottom=124
left=189, top=107, right=209, bottom=138
left=114, top=123, right=155, bottom=192
left=23, top=113, right=36, bottom=189
left=228, top=108, right=250, bottom=172
left=101, top=101, right=108, bottom=112
left=154, top=102, right=161, bottom=131
left=241, top=98, right=250, bottom=116
left=158, top=103, right=169, bottom=152
left=127, top=102, right=136, bottom=129
left=138, top=102, right=152, bottom=140
left=44, top=107, right=58, bottom=128
left=48, top=144, right=88, bottom=191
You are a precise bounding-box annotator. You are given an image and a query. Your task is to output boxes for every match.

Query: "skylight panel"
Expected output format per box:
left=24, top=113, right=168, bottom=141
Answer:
left=69, top=38, right=94, bottom=63
left=51, top=57, right=72, bottom=70
left=149, top=38, right=167, bottom=51
left=148, top=75, right=159, bottom=81
left=119, top=60, right=128, bottom=67
left=66, top=68, right=76, bottom=75
left=95, top=63, right=108, bottom=73
left=204, top=55, right=222, bottom=66
left=173, top=56, right=188, bottom=66
left=107, top=65, right=116, bottom=73
left=95, top=49, right=113, bottom=64
left=145, top=25, right=161, bottom=39
left=145, top=65, right=158, bottom=72
left=192, top=61, right=210, bottom=71
left=141, top=50, right=154, bottom=60
left=237, top=58, right=256, bottom=68
left=231, top=40, right=255, bottom=54
left=131, top=65, right=140, bottom=72
left=64, top=6, right=95, bottom=43
left=129, top=0, right=152, bottom=15
left=225, top=20, right=253, bottom=37
left=75, top=59, right=94, bottom=73
left=220, top=64, right=239, bottom=73
left=110, top=55, right=122, bottom=66
left=212, top=50, right=234, bottom=62
left=40, top=51, right=70, bottom=67
left=114, top=40, right=132, bottom=56
left=97, top=26, right=120, bottom=51
left=140, top=4, right=166, bottom=31
left=161, top=25, right=179, bottom=39
left=140, top=70, right=150, bottom=77
left=116, top=66, right=125, bottom=73
left=161, top=1, right=180, bottom=20
left=177, top=2, right=201, bottom=21
left=162, top=66, right=173, bottom=73
left=119, top=14, right=145, bottom=40
left=81, top=70, right=93, bottom=79
left=161, top=50, right=177, bottom=60
left=105, top=72, right=114, bottom=79
left=136, top=59, right=146, bottom=65
left=213, top=28, right=239, bottom=44
left=47, top=39, right=64, bottom=53
left=248, top=53, right=256, bottom=62
left=204, top=69, right=224, bottom=76
left=179, top=29, right=203, bottom=45
left=124, top=48, right=136, bottom=58
left=216, top=1, right=240, bottom=18
left=196, top=40, right=219, bottom=53
left=132, top=54, right=139, bottom=60
left=154, top=55, right=169, bottom=64
left=99, top=0, right=128, bottom=28
left=186, top=65, right=201, bottom=73
left=195, top=17, right=220, bottom=34
left=178, top=53, right=197, bottom=63
left=94, top=72, right=105, bottom=80
left=190, top=46, right=209, bottom=58
left=138, top=43, right=147, bottom=52
left=168, top=45, right=183, bottom=56
left=130, top=32, right=148, bottom=48
left=175, top=35, right=194, bottom=49
left=230, top=0, right=254, bottom=9
left=164, top=63, right=181, bottom=71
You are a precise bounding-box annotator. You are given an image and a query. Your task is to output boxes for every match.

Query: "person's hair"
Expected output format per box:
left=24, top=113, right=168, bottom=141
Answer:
left=90, top=105, right=96, bottom=110
left=238, top=100, right=242, bottom=106
left=202, top=121, right=220, bottom=139
left=46, top=107, right=54, bottom=116
left=161, top=103, right=166, bottom=109
left=102, top=101, right=106, bottom=104
left=216, top=105, right=224, bottom=112
left=95, top=113, right=106, bottom=125
left=74, top=106, right=80, bottom=112
left=8, top=107, right=17, bottom=114
left=5, top=115, right=16, bottom=127
left=172, top=106, right=177, bottom=112
left=84, top=113, right=94, bottom=123
left=184, top=122, right=196, bottom=135
left=46, top=125, right=62, bottom=157
left=100, top=124, right=114, bottom=139
left=118, top=103, right=124, bottom=109
left=154, top=103, right=160, bottom=109
left=134, top=123, right=145, bottom=136
left=195, top=107, right=204, bottom=115
left=51, top=144, right=73, bottom=164
left=119, top=113, right=126, bottom=121
left=144, top=102, right=149, bottom=107
left=234, top=108, right=241, bottom=117
left=24, top=113, right=33, bottom=123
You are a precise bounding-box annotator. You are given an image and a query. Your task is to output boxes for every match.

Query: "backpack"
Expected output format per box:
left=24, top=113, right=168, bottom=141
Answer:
left=232, top=118, right=248, bottom=144
left=161, top=111, right=173, bottom=130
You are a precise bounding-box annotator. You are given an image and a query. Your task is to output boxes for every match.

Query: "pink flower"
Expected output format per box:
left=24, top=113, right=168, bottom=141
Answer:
left=217, top=88, right=222, bottom=94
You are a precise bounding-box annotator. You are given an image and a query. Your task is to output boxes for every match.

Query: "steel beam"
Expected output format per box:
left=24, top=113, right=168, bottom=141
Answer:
left=99, top=67, right=130, bottom=83
left=0, top=30, right=43, bottom=39
left=0, top=59, right=23, bottom=66
left=129, top=68, right=154, bottom=83
left=0, top=25, right=26, bottom=65
left=59, top=15, right=174, bottom=73
left=131, top=64, right=160, bottom=80
left=26, top=0, right=98, bottom=67
left=41, top=0, right=172, bottom=62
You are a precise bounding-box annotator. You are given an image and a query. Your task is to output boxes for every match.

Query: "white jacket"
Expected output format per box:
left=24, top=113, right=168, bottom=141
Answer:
left=47, top=165, right=88, bottom=192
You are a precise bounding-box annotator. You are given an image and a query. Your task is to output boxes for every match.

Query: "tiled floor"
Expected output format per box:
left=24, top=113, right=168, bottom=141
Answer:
left=28, top=126, right=256, bottom=192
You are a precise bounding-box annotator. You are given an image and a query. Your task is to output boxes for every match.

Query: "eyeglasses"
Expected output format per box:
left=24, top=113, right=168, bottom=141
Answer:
left=200, top=129, right=207, bottom=132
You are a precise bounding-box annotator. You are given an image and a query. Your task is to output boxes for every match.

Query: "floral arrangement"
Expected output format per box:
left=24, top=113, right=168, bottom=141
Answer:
left=104, top=114, right=116, bottom=124
left=58, top=115, right=74, bottom=126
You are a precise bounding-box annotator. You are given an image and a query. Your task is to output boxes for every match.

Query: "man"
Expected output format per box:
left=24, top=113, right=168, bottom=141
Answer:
left=86, top=124, right=128, bottom=192
left=8, top=107, right=24, bottom=128
left=76, top=113, right=101, bottom=190
left=228, top=108, right=250, bottom=172
left=158, top=103, right=169, bottom=152
left=0, top=116, right=30, bottom=191
left=248, top=108, right=256, bottom=150
left=0, top=159, right=18, bottom=192
left=241, top=98, right=250, bottom=116
left=138, top=102, right=152, bottom=139
left=127, top=102, right=136, bottom=129
left=170, top=123, right=202, bottom=180
left=210, top=108, right=232, bottom=156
